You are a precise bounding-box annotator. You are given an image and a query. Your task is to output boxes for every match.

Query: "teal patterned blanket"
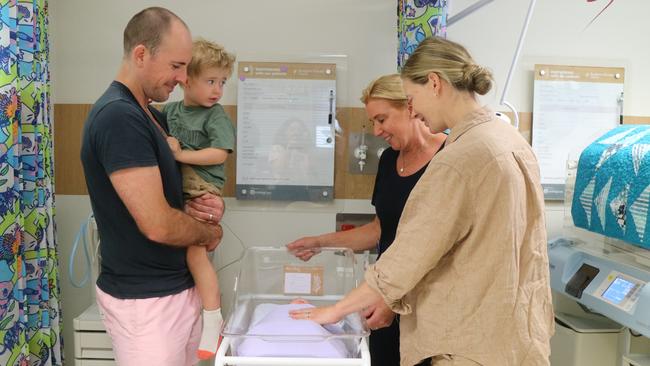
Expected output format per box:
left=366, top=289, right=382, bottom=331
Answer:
left=572, top=125, right=650, bottom=249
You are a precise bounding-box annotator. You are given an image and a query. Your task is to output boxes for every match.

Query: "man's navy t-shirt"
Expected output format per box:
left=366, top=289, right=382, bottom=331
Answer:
left=80, top=81, right=193, bottom=299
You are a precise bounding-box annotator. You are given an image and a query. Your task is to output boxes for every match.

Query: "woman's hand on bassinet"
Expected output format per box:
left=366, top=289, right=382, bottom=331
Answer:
left=286, top=236, right=322, bottom=261
left=289, top=305, right=342, bottom=325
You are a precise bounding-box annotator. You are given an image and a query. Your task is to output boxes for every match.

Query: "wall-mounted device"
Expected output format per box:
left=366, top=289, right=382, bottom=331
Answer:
left=348, top=127, right=388, bottom=175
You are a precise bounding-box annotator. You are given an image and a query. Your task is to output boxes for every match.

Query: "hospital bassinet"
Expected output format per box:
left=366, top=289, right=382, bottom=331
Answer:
left=215, top=246, right=371, bottom=366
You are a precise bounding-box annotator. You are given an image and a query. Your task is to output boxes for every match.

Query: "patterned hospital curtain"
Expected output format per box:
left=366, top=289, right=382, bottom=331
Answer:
left=397, top=0, right=448, bottom=70
left=0, top=1, right=62, bottom=365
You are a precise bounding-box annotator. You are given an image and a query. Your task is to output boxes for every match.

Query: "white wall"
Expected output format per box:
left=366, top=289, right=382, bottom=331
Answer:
left=450, top=0, right=650, bottom=116
left=50, top=0, right=396, bottom=107
left=50, top=0, right=647, bottom=364
left=51, top=0, right=650, bottom=114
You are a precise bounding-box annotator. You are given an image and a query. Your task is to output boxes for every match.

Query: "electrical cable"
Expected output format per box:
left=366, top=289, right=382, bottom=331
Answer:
left=215, top=221, right=246, bottom=273
left=68, top=214, right=98, bottom=288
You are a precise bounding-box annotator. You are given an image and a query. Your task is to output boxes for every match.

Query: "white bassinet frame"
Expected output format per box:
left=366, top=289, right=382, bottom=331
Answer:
left=214, top=336, right=371, bottom=366
left=216, top=247, right=370, bottom=366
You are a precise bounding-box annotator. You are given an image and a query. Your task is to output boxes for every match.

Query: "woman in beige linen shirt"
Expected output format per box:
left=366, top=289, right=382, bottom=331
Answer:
left=288, top=74, right=446, bottom=366
left=290, top=36, right=555, bottom=366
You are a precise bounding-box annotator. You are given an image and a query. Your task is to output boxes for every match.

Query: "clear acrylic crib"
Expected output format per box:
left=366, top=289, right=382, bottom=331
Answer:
left=215, top=246, right=370, bottom=366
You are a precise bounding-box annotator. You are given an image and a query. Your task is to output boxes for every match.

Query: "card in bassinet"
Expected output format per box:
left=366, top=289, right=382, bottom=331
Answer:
left=283, top=265, right=324, bottom=295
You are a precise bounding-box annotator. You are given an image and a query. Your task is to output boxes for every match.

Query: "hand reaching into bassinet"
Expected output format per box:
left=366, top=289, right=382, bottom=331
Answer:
left=289, top=302, right=343, bottom=325
left=235, top=299, right=349, bottom=358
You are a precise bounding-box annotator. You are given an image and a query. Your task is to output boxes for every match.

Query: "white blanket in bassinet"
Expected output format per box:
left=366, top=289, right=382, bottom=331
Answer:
left=236, top=303, right=349, bottom=358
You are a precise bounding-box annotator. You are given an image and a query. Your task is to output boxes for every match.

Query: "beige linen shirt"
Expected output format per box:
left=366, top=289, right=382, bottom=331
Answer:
left=365, top=107, right=554, bottom=366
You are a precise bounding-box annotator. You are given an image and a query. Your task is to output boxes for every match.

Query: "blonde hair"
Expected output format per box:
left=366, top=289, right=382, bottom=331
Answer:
left=187, top=39, right=236, bottom=78
left=360, top=74, right=408, bottom=109
left=401, top=37, right=493, bottom=95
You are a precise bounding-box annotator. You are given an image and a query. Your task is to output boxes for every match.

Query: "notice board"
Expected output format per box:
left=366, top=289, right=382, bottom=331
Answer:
left=532, top=64, right=624, bottom=200
left=236, top=61, right=336, bottom=201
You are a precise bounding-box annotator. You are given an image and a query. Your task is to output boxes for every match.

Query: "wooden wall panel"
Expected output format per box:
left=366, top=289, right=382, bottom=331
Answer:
left=52, top=104, right=649, bottom=198
left=53, top=104, right=91, bottom=195
left=333, top=108, right=376, bottom=199
left=624, top=116, right=650, bottom=125
left=52, top=104, right=376, bottom=199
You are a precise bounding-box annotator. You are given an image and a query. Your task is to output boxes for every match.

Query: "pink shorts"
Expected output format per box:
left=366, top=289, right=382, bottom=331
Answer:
left=96, top=286, right=202, bottom=366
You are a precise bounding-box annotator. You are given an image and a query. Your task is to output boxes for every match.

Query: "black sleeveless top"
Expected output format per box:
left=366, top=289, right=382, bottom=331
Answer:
left=371, top=148, right=430, bottom=257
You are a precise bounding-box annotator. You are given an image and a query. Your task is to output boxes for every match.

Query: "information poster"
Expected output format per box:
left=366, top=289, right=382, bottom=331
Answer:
left=532, top=64, right=624, bottom=200
left=236, top=62, right=336, bottom=201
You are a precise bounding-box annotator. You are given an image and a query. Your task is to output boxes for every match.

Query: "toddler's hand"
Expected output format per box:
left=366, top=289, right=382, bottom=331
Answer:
left=166, top=136, right=181, bottom=153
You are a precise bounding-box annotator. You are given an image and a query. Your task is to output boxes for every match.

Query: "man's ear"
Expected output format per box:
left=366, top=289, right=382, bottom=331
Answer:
left=132, top=44, right=147, bottom=67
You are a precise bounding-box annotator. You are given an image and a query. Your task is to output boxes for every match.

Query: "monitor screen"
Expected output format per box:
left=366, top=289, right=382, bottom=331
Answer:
left=602, top=277, right=636, bottom=305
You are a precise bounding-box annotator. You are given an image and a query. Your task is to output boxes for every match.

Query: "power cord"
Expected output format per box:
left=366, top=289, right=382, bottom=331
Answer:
left=69, top=214, right=243, bottom=285
left=69, top=214, right=100, bottom=288
left=629, top=328, right=643, bottom=337
left=215, top=221, right=245, bottom=273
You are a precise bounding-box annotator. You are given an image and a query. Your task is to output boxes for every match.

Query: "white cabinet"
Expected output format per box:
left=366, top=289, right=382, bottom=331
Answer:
left=73, top=304, right=115, bottom=366
left=550, top=312, right=623, bottom=366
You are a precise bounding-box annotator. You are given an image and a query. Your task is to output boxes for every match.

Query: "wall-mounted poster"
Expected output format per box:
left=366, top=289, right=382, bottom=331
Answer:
left=532, top=64, right=624, bottom=200
left=236, top=62, right=336, bottom=201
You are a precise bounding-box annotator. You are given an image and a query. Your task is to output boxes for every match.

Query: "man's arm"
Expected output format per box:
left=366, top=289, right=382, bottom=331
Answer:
left=110, top=165, right=221, bottom=248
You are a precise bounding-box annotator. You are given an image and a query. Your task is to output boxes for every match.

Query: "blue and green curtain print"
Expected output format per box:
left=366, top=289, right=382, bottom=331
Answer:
left=0, top=0, right=62, bottom=365
left=398, top=0, right=448, bottom=70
